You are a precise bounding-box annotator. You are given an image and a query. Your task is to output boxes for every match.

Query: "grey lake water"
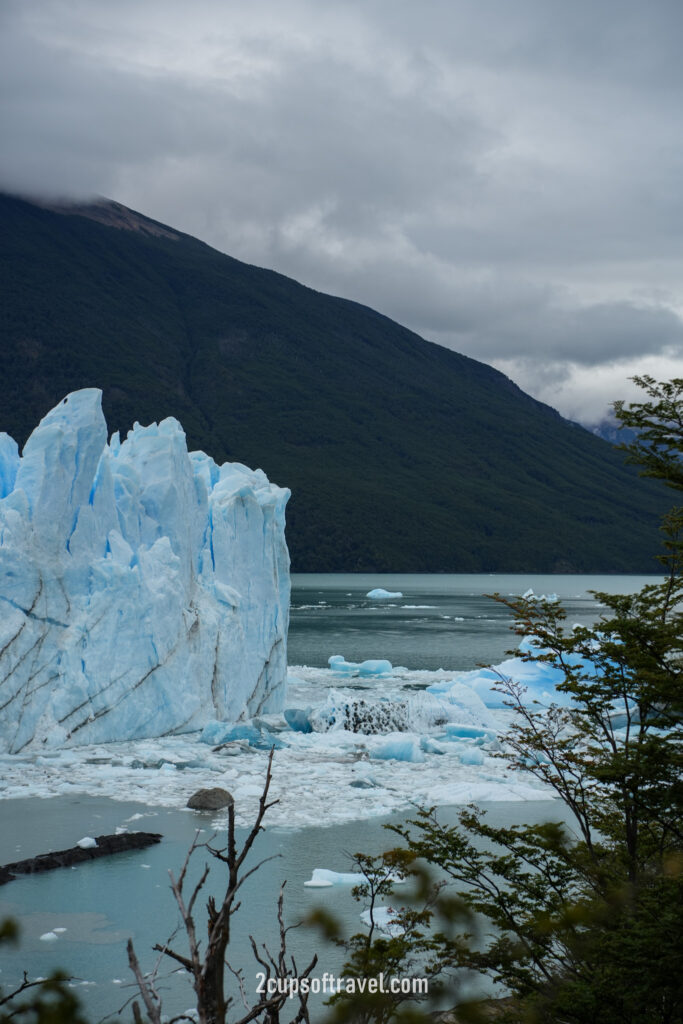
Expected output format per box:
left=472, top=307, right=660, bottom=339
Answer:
left=288, top=572, right=654, bottom=670
left=0, top=573, right=659, bottom=1019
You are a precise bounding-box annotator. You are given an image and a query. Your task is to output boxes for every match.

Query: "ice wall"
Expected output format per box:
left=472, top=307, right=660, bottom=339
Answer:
left=0, top=390, right=290, bottom=752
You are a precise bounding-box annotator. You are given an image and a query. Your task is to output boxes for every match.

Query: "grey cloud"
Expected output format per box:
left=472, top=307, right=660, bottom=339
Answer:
left=2, top=0, right=683, bottom=424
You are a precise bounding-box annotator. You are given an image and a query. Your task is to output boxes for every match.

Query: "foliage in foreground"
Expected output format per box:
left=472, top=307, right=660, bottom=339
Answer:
left=352, top=376, right=682, bottom=1024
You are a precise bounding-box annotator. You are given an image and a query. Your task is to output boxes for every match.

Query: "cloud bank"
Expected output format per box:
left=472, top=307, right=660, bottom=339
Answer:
left=2, top=0, right=682, bottom=424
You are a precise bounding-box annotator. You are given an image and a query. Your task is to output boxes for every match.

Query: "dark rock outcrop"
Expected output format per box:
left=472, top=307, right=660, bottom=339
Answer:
left=0, top=832, right=162, bottom=885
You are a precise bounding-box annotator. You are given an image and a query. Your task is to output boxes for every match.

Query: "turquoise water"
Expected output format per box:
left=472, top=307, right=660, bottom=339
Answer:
left=0, top=573, right=660, bottom=1019
left=0, top=795, right=569, bottom=1020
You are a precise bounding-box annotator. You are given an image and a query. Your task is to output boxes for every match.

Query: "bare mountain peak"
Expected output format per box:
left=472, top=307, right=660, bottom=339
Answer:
left=37, top=196, right=179, bottom=239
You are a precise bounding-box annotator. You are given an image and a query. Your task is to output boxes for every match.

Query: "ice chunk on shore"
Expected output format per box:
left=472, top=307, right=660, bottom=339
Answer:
left=0, top=391, right=290, bottom=752
left=366, top=588, right=403, bottom=599
left=76, top=836, right=98, bottom=849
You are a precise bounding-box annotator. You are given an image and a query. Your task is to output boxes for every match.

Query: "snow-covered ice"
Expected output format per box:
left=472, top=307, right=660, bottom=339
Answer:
left=0, top=391, right=290, bottom=752
left=366, top=588, right=403, bottom=599
left=0, top=657, right=555, bottom=829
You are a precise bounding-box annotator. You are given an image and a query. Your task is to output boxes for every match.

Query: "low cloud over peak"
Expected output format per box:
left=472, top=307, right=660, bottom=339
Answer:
left=2, top=0, right=682, bottom=424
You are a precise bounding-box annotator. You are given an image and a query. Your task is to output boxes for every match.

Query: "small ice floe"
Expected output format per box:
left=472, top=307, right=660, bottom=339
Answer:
left=40, top=932, right=59, bottom=942
left=366, top=589, right=403, bottom=599
left=360, top=907, right=404, bottom=937
left=53, top=927, right=67, bottom=934
left=304, top=869, right=363, bottom=888
left=76, top=837, right=97, bottom=849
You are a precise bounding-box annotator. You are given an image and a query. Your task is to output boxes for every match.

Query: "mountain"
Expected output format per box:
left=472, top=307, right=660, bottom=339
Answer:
left=0, top=192, right=666, bottom=572
left=591, top=418, right=638, bottom=446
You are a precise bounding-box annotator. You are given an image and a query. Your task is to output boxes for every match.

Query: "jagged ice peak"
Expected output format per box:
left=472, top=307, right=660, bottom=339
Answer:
left=0, top=390, right=290, bottom=752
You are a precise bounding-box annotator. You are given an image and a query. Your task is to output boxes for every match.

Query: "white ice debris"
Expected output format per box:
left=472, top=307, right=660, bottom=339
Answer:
left=39, top=932, right=59, bottom=942
left=76, top=836, right=98, bottom=849
left=0, top=390, right=290, bottom=752
left=366, top=588, right=403, bottom=599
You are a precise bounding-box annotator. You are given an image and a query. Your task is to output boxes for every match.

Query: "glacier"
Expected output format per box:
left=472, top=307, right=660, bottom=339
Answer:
left=0, top=390, right=290, bottom=753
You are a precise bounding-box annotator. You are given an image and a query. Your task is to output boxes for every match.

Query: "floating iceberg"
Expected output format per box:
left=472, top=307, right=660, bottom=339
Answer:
left=0, top=390, right=290, bottom=752
left=366, top=588, right=403, bottom=599
left=328, top=654, right=393, bottom=676
left=304, top=868, right=364, bottom=887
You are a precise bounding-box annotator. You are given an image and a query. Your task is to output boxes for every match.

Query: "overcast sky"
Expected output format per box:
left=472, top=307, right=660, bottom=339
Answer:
left=2, top=0, right=682, bottom=426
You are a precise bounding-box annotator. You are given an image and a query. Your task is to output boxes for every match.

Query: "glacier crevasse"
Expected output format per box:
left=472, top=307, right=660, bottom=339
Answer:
left=0, top=390, right=290, bottom=752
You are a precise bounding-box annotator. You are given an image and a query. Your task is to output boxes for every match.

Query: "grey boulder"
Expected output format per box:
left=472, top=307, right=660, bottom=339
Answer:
left=187, top=787, right=235, bottom=810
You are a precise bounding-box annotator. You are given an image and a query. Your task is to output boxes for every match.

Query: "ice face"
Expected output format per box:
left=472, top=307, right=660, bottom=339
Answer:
left=0, top=390, right=290, bottom=753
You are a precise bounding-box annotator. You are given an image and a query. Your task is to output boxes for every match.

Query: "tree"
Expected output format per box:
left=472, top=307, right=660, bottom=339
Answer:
left=1, top=753, right=316, bottom=1024
left=383, top=377, right=683, bottom=1023
left=127, top=750, right=318, bottom=1024
left=308, top=850, right=471, bottom=1024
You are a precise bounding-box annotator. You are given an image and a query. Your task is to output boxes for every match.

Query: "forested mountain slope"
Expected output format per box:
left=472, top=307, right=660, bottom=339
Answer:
left=0, top=193, right=663, bottom=571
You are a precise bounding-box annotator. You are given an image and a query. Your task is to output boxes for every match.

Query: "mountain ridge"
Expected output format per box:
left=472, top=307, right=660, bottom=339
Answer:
left=0, top=191, right=665, bottom=572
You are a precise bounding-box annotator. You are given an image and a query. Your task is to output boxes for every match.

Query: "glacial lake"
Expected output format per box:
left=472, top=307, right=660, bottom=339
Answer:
left=0, top=573, right=660, bottom=1019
